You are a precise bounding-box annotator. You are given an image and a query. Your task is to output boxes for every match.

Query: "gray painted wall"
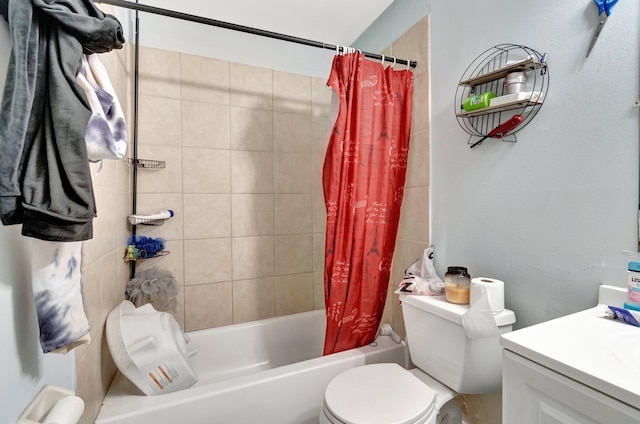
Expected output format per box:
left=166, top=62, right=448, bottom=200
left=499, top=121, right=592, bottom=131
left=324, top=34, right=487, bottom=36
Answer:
left=357, top=0, right=640, bottom=328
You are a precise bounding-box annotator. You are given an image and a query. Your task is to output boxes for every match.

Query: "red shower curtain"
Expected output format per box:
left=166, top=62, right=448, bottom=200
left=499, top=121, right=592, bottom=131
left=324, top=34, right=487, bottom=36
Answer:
left=323, top=53, right=413, bottom=355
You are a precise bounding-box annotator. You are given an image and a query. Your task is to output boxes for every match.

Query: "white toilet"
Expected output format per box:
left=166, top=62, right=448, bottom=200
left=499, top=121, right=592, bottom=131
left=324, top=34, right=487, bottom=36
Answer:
left=320, top=293, right=515, bottom=424
left=106, top=300, right=198, bottom=396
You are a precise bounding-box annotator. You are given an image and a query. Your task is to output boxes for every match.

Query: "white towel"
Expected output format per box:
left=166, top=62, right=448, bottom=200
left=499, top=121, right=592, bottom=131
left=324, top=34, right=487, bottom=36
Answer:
left=76, top=53, right=127, bottom=162
left=31, top=240, right=91, bottom=354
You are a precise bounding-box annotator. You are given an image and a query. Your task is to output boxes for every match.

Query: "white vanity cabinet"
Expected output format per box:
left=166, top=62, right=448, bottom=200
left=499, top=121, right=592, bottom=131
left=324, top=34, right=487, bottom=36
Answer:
left=500, top=287, right=640, bottom=424
left=503, top=350, right=639, bottom=423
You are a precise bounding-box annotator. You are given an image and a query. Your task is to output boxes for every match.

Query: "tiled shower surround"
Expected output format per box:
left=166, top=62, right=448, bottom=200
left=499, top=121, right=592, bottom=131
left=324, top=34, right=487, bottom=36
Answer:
left=132, top=47, right=335, bottom=331
left=76, top=14, right=429, bottom=423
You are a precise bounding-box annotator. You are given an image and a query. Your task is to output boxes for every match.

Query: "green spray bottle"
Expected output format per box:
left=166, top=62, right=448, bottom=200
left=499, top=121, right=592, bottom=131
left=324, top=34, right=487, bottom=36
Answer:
left=461, top=91, right=496, bottom=112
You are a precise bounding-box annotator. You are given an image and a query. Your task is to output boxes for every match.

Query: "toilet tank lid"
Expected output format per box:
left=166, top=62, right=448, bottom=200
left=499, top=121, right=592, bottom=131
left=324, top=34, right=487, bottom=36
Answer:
left=400, top=294, right=516, bottom=327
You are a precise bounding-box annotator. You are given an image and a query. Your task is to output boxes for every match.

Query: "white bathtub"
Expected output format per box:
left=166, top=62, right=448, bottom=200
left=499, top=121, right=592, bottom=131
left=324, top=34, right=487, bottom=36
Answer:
left=95, top=309, right=408, bottom=424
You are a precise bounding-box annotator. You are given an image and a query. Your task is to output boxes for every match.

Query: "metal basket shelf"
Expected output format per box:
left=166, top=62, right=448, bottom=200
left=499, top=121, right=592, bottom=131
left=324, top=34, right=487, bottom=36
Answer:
left=127, top=158, right=166, bottom=169
left=454, top=44, right=549, bottom=146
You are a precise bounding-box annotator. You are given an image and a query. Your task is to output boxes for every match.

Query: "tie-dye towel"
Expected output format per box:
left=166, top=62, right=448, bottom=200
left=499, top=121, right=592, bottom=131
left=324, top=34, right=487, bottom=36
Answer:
left=76, top=53, right=127, bottom=162
left=31, top=240, right=90, bottom=354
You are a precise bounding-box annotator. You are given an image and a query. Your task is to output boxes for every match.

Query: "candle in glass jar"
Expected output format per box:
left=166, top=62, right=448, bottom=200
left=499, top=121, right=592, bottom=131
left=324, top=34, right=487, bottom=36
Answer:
left=444, top=266, right=471, bottom=304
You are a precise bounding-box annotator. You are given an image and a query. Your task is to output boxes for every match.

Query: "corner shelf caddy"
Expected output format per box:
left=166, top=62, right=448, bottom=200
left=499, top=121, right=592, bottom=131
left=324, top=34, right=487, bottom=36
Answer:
left=124, top=156, right=171, bottom=262
left=455, top=44, right=549, bottom=146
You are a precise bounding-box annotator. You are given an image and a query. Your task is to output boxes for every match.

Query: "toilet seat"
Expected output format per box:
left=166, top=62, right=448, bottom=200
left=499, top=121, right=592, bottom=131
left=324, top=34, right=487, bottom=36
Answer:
left=322, top=363, right=436, bottom=424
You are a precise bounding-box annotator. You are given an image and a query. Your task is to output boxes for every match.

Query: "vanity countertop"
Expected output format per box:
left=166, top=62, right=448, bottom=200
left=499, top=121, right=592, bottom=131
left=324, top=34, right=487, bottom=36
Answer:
left=500, top=286, right=640, bottom=410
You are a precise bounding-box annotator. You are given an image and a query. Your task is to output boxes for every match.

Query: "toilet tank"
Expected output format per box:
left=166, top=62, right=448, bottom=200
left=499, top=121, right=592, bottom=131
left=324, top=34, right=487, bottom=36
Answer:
left=399, top=294, right=515, bottom=394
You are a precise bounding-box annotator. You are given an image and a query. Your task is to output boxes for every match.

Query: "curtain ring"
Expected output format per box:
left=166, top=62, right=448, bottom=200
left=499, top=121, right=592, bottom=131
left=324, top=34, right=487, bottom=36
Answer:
left=406, top=60, right=411, bottom=70
left=336, top=45, right=340, bottom=55
left=380, top=54, right=385, bottom=66
left=391, top=56, right=397, bottom=68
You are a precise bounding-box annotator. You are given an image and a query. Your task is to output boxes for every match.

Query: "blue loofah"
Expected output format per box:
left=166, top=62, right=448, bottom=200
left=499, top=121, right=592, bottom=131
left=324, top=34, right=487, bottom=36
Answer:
left=127, top=235, right=166, bottom=258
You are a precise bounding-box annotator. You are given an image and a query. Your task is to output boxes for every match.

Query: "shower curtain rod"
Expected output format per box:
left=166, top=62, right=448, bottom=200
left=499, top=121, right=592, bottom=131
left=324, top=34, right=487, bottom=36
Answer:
left=94, top=0, right=417, bottom=68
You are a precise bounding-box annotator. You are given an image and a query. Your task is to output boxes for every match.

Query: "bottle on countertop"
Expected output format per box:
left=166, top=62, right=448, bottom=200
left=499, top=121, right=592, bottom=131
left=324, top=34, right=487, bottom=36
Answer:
left=624, top=261, right=640, bottom=311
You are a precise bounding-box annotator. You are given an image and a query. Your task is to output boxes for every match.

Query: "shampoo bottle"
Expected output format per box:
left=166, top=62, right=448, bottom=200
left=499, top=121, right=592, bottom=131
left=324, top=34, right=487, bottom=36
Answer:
left=624, top=261, right=640, bottom=311
left=461, top=92, right=496, bottom=112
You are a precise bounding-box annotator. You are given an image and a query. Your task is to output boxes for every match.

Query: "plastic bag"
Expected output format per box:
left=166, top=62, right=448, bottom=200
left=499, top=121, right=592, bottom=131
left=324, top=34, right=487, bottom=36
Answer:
left=394, top=246, right=445, bottom=295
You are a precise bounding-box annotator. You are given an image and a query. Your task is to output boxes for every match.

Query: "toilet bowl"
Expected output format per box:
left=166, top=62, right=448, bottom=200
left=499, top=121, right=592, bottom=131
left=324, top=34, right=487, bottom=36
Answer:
left=320, top=364, right=462, bottom=424
left=320, top=294, right=515, bottom=423
left=106, top=300, right=198, bottom=395
left=321, top=363, right=440, bottom=424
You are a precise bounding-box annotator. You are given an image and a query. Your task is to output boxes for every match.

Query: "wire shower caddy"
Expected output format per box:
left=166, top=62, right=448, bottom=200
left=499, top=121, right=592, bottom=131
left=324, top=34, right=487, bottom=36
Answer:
left=455, top=44, right=549, bottom=146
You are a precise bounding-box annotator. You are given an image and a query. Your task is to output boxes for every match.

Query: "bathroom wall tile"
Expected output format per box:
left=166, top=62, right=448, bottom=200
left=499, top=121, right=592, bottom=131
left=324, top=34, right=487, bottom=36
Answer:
left=76, top=341, right=105, bottom=424
left=182, top=101, right=230, bottom=150
left=99, top=330, right=118, bottom=405
left=138, top=95, right=182, bottom=146
left=232, top=277, right=276, bottom=323
left=136, top=145, right=183, bottom=193
left=232, top=236, right=275, bottom=280
left=274, top=153, right=312, bottom=194
left=76, top=262, right=102, bottom=363
left=311, top=154, right=326, bottom=233
left=135, top=193, right=184, bottom=241
left=411, top=71, right=430, bottom=134
left=139, top=46, right=181, bottom=99
left=184, top=238, right=232, bottom=285
left=90, top=157, right=117, bottom=189
left=390, top=15, right=429, bottom=78
left=312, top=232, right=325, bottom=273
left=183, top=194, right=231, bottom=239
left=116, top=189, right=131, bottom=249
left=273, top=70, right=311, bottom=114
left=230, top=107, right=273, bottom=152
left=229, top=63, right=273, bottom=110
left=274, top=112, right=312, bottom=154
left=406, top=129, right=430, bottom=188
left=180, top=54, right=230, bottom=104
left=184, top=282, right=233, bottom=331
left=311, top=77, right=332, bottom=117
left=171, top=289, right=186, bottom=330
left=182, top=147, right=230, bottom=194
left=231, top=194, right=274, bottom=237
left=380, top=281, right=395, bottom=330
left=275, top=234, right=312, bottom=275
left=83, top=187, right=107, bottom=263
left=311, top=115, right=331, bottom=155
left=391, top=239, right=429, bottom=289
left=397, top=186, right=430, bottom=242
left=231, top=150, right=274, bottom=194
left=275, top=272, right=313, bottom=316
left=116, top=146, right=132, bottom=192
left=274, top=194, right=312, bottom=234
left=392, top=289, right=407, bottom=339
left=313, top=270, right=325, bottom=310
left=84, top=187, right=119, bottom=265
left=101, top=251, right=127, bottom=320
left=111, top=44, right=131, bottom=108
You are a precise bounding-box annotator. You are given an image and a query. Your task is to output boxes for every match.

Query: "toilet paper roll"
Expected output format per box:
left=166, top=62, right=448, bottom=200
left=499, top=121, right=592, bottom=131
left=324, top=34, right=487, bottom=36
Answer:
left=470, top=278, right=505, bottom=315
left=43, top=396, right=84, bottom=424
